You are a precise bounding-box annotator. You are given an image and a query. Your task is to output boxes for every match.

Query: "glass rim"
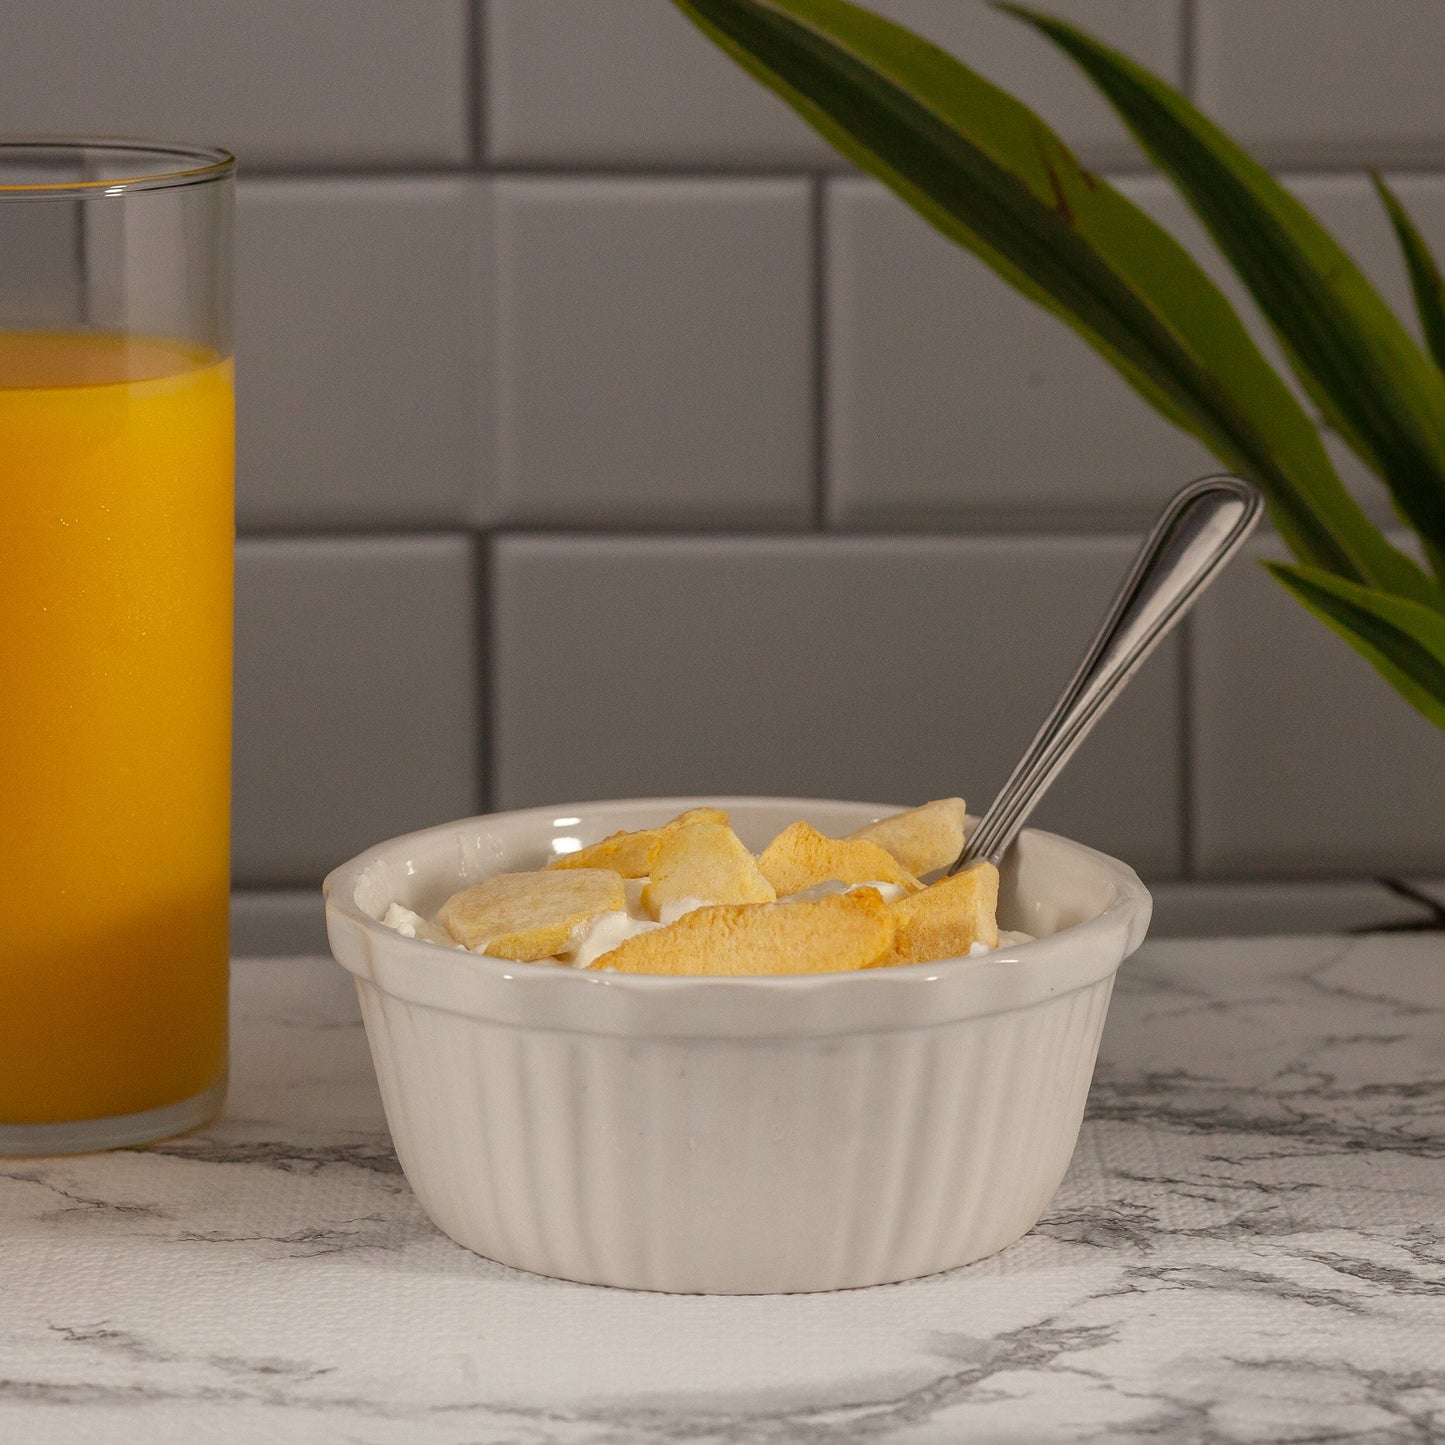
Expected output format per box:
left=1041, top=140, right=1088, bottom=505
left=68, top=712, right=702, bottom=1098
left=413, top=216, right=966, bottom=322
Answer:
left=0, top=137, right=235, bottom=197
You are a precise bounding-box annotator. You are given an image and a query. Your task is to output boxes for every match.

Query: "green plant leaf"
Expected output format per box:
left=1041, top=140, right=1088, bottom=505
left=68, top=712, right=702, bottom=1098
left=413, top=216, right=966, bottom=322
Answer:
left=1371, top=172, right=1445, bottom=375
left=670, top=0, right=1441, bottom=609
left=1370, top=172, right=1445, bottom=582
left=1004, top=4, right=1445, bottom=590
left=1266, top=564, right=1445, bottom=730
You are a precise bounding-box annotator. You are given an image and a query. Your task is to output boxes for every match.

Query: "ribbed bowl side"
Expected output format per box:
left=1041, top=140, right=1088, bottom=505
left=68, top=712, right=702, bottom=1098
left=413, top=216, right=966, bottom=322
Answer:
left=355, top=977, right=1115, bottom=1294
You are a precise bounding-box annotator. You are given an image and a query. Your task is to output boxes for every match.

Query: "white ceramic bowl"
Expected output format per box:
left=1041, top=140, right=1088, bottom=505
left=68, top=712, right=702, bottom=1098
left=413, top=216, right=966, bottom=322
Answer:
left=324, top=797, right=1151, bottom=1294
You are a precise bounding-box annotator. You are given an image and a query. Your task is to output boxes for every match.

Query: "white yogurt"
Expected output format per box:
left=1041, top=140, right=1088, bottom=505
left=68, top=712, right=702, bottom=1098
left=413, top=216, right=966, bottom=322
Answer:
left=564, top=910, right=662, bottom=970
left=382, top=903, right=461, bottom=949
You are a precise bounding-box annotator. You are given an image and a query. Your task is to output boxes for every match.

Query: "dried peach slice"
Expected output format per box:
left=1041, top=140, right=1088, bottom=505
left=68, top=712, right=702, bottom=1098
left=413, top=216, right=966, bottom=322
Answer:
left=756, top=821, right=921, bottom=897
left=884, top=862, right=1000, bottom=964
left=546, top=807, right=729, bottom=877
left=848, top=797, right=967, bottom=876
left=640, top=820, right=776, bottom=921
left=598, top=889, right=896, bottom=976
left=437, top=867, right=625, bottom=960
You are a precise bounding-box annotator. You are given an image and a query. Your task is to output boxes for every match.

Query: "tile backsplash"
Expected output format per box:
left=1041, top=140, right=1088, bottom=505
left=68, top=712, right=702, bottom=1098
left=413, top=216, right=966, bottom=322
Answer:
left=6, top=1, right=1441, bottom=951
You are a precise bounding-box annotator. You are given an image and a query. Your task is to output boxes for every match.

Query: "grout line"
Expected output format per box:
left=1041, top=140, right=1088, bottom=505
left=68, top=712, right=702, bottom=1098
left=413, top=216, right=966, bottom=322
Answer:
left=469, top=0, right=488, bottom=169
left=473, top=531, right=494, bottom=813
left=811, top=175, right=829, bottom=531
left=236, top=524, right=480, bottom=543
left=1178, top=612, right=1196, bottom=878
left=236, top=518, right=1268, bottom=544
left=237, top=163, right=482, bottom=181
left=1179, top=0, right=1197, bottom=102
left=477, top=158, right=1183, bottom=180
left=483, top=161, right=865, bottom=179
left=234, top=162, right=863, bottom=182
left=232, top=160, right=1157, bottom=183
left=231, top=875, right=324, bottom=893
left=236, top=520, right=822, bottom=543
left=482, top=525, right=1210, bottom=545
left=228, top=159, right=1445, bottom=185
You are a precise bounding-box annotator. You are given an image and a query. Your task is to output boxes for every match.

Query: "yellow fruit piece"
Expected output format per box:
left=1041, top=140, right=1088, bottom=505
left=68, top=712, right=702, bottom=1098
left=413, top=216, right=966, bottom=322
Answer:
left=884, top=863, right=1000, bottom=964
left=849, top=797, right=967, bottom=876
left=546, top=807, right=730, bottom=877
left=640, top=820, right=776, bottom=921
left=599, top=890, right=896, bottom=976
left=437, top=868, right=625, bottom=960
left=756, top=821, right=921, bottom=897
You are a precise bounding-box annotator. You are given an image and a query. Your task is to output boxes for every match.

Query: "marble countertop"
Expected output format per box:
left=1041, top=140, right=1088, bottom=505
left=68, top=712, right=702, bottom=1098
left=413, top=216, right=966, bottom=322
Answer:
left=2, top=935, right=1443, bottom=1443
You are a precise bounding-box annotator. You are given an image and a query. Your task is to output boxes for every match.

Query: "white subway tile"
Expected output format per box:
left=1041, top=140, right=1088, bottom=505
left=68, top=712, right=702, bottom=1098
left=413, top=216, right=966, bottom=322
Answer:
left=236, top=179, right=492, bottom=529
left=493, top=533, right=1185, bottom=875
left=494, top=178, right=813, bottom=526
left=233, top=536, right=481, bottom=882
left=0, top=0, right=471, bottom=167
left=1191, top=536, right=1445, bottom=877
left=1196, top=0, right=1445, bottom=167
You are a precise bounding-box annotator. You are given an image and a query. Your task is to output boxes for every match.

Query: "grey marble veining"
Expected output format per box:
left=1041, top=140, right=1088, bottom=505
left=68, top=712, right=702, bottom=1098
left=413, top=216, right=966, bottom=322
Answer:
left=2, top=936, right=1442, bottom=1444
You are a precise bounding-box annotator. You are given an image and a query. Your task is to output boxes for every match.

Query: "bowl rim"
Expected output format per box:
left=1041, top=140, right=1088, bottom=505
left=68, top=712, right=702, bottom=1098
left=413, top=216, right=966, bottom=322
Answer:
left=323, top=795, right=1152, bottom=996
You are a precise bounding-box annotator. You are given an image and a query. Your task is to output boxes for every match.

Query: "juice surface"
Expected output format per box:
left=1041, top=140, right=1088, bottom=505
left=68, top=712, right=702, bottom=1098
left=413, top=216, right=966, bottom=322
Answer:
left=0, top=332, right=233, bottom=1123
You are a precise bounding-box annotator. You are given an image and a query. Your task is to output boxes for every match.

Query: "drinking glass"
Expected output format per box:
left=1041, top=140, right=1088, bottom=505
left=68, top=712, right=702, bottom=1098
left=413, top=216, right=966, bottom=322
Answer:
left=0, top=139, right=235, bottom=1153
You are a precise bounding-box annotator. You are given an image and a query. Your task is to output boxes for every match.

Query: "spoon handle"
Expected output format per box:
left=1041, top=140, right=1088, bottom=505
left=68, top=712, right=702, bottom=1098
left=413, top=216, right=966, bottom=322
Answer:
left=953, top=474, right=1263, bottom=874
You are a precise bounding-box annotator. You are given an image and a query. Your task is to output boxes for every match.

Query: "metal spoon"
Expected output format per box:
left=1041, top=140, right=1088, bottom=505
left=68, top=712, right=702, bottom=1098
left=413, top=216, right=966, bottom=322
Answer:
left=952, top=474, right=1263, bottom=874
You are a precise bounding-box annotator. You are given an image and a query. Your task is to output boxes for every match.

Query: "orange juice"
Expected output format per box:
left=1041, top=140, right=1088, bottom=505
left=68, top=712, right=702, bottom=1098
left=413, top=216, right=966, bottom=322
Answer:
left=0, top=332, right=233, bottom=1125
